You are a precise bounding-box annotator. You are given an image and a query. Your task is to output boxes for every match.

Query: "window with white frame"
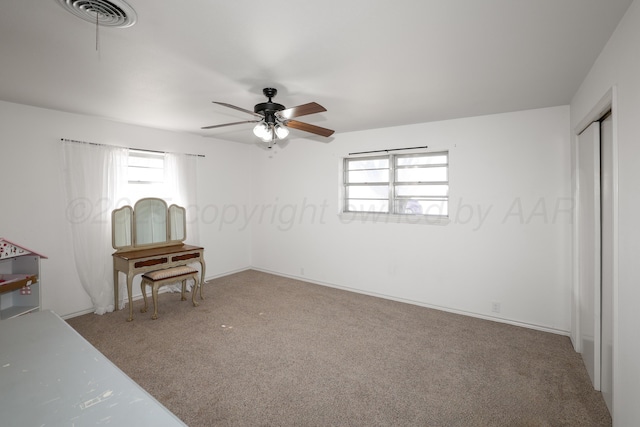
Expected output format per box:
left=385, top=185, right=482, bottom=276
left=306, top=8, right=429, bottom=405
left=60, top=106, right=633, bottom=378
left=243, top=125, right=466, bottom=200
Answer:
left=343, top=151, right=449, bottom=216
left=126, top=149, right=170, bottom=203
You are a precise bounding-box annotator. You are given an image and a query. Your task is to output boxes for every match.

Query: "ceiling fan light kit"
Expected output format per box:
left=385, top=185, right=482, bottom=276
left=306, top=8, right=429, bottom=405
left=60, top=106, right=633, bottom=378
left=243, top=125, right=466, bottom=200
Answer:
left=252, top=122, right=289, bottom=145
left=254, top=122, right=289, bottom=142
left=202, top=88, right=334, bottom=148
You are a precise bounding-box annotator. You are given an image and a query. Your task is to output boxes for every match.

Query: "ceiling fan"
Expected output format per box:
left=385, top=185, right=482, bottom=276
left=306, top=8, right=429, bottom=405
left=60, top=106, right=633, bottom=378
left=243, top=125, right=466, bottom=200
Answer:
left=201, top=88, right=334, bottom=148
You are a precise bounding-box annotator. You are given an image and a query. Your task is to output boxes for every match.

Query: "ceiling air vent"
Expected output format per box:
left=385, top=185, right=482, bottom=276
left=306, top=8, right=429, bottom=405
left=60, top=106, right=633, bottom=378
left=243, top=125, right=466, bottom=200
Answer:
left=54, top=0, right=137, bottom=28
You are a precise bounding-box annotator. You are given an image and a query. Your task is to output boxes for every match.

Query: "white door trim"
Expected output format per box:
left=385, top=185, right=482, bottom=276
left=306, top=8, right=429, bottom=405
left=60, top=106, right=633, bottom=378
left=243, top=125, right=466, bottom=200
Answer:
left=572, top=85, right=619, bottom=419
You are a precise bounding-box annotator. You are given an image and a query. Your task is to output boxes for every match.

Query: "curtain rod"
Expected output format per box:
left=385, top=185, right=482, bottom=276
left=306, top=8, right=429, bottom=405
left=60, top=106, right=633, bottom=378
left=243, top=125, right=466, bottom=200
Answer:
left=348, top=145, right=429, bottom=156
left=60, top=138, right=205, bottom=158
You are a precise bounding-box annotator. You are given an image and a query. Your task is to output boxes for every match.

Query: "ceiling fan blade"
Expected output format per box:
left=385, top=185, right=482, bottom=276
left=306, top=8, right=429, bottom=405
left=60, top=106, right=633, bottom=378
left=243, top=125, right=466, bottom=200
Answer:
left=278, top=102, right=327, bottom=120
left=213, top=101, right=263, bottom=118
left=285, top=120, right=335, bottom=137
left=201, top=120, right=259, bottom=130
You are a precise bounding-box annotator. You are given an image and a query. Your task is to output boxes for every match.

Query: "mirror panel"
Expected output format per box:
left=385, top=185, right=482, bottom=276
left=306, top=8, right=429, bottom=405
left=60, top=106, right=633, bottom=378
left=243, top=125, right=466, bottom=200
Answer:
left=134, top=198, right=168, bottom=246
left=112, top=206, right=133, bottom=249
left=113, top=198, right=187, bottom=251
left=169, top=204, right=186, bottom=242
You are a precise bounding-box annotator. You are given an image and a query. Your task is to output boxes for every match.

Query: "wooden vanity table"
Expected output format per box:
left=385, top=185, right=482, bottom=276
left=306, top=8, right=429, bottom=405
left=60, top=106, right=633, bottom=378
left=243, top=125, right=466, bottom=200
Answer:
left=112, top=244, right=205, bottom=320
left=112, top=198, right=205, bottom=321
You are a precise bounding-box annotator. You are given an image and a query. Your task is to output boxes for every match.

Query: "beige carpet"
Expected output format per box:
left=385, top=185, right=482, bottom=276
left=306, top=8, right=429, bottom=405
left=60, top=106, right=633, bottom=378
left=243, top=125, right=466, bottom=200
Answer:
left=67, top=270, right=611, bottom=427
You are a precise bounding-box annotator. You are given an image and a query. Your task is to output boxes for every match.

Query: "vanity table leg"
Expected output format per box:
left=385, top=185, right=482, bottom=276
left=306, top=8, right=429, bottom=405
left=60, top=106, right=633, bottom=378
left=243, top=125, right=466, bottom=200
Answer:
left=113, top=267, right=119, bottom=310
left=199, top=258, right=206, bottom=300
left=127, top=273, right=135, bottom=322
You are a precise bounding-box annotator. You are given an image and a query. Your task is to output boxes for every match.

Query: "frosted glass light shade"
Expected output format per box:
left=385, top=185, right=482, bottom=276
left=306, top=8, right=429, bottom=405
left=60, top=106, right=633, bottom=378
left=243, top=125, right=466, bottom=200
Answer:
left=275, top=124, right=289, bottom=139
left=253, top=122, right=268, bottom=138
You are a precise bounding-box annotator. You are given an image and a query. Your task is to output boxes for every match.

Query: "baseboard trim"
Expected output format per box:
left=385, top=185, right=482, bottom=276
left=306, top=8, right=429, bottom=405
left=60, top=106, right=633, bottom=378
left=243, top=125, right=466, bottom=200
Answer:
left=61, top=266, right=253, bottom=320
left=60, top=307, right=96, bottom=320
left=203, top=266, right=252, bottom=283
left=250, top=267, right=570, bottom=337
left=63, top=265, right=570, bottom=337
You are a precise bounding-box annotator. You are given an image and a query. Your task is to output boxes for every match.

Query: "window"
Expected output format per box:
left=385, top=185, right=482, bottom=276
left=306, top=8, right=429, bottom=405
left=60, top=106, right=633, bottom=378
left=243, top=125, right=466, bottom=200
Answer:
left=344, top=151, right=449, bottom=216
left=126, top=149, right=169, bottom=202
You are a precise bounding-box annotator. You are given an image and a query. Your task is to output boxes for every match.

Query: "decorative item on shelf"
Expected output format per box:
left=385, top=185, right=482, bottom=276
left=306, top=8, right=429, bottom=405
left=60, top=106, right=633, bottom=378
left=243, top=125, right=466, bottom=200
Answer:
left=1, top=239, right=31, bottom=259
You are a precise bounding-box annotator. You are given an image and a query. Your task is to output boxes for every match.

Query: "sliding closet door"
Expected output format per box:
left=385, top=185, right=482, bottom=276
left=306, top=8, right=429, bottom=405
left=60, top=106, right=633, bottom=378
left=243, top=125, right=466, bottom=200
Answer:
left=577, top=121, right=601, bottom=390
left=600, top=113, right=614, bottom=411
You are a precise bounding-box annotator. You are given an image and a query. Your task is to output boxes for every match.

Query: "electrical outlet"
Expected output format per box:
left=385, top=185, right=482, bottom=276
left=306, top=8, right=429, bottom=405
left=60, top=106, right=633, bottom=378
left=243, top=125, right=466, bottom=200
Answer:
left=491, top=301, right=501, bottom=313
left=300, top=268, right=305, bottom=276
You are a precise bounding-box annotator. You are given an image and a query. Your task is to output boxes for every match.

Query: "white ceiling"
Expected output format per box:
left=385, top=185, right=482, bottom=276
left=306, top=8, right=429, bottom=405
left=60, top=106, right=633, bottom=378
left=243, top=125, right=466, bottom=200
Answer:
left=0, top=0, right=633, bottom=144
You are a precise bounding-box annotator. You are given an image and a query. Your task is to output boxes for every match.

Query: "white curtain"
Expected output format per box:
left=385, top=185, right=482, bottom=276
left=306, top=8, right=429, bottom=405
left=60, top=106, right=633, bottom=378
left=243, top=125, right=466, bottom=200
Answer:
left=166, top=152, right=199, bottom=244
left=165, top=152, right=200, bottom=291
left=62, top=141, right=128, bottom=314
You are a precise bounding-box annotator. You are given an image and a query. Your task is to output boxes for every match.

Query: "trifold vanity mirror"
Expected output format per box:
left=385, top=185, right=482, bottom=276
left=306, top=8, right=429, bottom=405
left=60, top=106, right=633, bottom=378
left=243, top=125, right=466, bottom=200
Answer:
left=112, top=198, right=186, bottom=251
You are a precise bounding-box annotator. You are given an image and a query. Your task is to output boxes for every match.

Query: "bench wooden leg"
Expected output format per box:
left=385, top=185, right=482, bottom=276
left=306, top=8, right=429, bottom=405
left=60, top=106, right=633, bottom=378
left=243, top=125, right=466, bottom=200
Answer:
left=198, top=273, right=205, bottom=300
left=192, top=276, right=200, bottom=307
left=151, top=283, right=161, bottom=320
left=140, top=280, right=149, bottom=314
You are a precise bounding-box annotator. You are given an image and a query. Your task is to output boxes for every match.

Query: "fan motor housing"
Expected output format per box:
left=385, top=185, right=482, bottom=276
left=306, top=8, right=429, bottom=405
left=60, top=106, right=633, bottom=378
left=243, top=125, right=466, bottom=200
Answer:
left=254, top=87, right=285, bottom=123
left=254, top=102, right=285, bottom=124
left=254, top=102, right=285, bottom=114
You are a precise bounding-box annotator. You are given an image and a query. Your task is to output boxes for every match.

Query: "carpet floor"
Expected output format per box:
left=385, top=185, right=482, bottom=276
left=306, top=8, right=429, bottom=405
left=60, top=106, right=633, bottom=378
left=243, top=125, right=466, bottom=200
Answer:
left=67, top=270, right=611, bottom=426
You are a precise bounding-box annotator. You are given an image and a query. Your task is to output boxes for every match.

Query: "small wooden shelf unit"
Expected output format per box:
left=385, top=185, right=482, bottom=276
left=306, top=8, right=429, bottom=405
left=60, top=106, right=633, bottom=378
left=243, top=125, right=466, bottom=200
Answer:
left=0, top=238, right=47, bottom=320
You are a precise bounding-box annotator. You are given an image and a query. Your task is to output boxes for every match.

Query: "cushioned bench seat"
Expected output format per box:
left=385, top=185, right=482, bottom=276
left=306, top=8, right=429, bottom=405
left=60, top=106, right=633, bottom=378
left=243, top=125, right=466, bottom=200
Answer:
left=140, top=265, right=200, bottom=320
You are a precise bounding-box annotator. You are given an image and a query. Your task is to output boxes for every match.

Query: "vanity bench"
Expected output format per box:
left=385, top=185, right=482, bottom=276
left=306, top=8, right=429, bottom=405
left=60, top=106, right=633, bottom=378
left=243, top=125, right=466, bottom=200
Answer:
left=140, top=265, right=200, bottom=320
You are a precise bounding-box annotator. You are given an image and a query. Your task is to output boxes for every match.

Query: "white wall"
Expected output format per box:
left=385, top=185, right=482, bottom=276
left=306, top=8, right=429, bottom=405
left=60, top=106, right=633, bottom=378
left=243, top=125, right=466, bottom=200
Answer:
left=570, top=0, right=640, bottom=424
left=0, top=100, right=252, bottom=318
left=0, top=98, right=575, bottom=335
left=0, top=83, right=588, bottom=411
left=250, top=106, right=572, bottom=334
